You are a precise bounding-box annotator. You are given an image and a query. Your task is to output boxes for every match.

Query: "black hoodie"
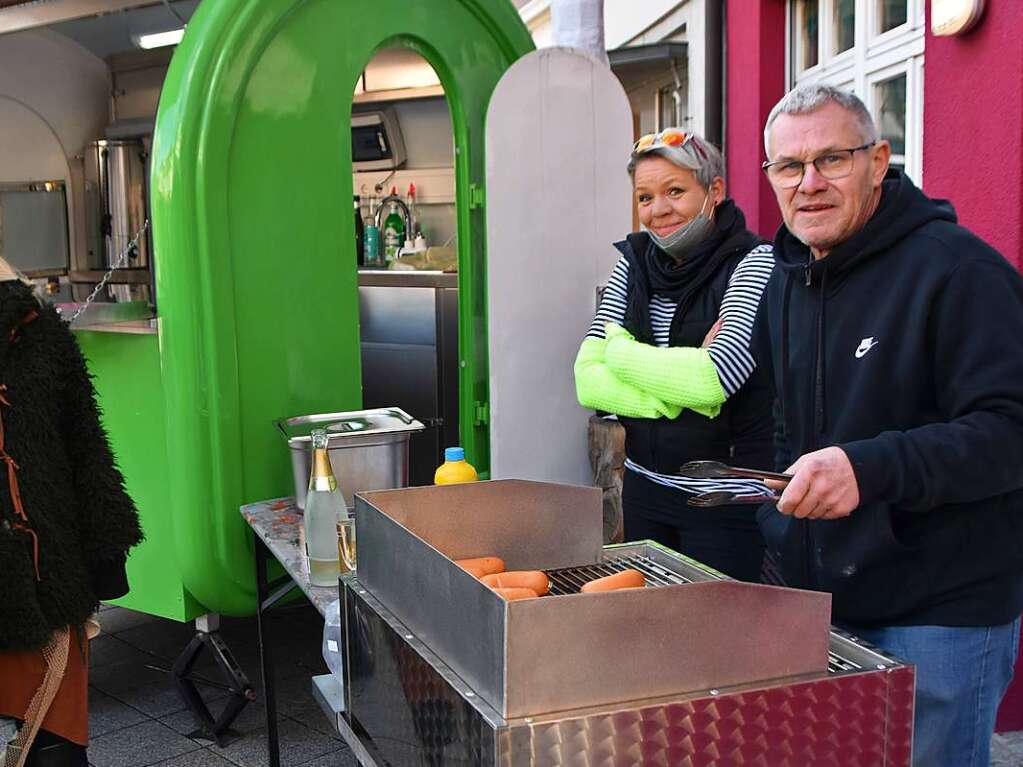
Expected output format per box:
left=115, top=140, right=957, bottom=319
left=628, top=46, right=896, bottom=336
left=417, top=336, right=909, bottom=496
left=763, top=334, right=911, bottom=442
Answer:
left=753, top=170, right=1023, bottom=627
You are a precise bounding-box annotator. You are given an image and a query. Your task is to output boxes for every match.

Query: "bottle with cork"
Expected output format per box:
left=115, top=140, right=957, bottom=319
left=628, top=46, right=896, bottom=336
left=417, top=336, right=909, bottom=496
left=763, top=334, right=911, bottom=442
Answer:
left=304, top=429, right=346, bottom=586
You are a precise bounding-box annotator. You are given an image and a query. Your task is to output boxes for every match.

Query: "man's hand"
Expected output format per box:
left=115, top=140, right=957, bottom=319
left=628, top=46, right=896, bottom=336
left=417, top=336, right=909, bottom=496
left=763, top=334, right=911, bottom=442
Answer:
left=764, top=446, right=860, bottom=520
left=702, top=318, right=723, bottom=348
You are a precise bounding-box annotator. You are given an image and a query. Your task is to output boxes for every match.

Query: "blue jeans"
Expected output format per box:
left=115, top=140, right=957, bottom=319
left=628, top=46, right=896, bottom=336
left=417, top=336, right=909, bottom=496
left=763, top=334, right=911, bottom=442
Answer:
left=845, top=617, right=1021, bottom=767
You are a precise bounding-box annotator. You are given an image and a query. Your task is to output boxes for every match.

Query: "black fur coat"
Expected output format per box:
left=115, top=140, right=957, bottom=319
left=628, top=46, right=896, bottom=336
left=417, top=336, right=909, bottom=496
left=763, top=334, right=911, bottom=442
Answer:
left=0, top=282, right=142, bottom=651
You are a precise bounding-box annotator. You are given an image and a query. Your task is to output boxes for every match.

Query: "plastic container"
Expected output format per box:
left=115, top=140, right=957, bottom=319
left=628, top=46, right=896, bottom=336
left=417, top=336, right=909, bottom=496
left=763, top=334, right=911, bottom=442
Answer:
left=322, top=598, right=344, bottom=679
left=434, top=446, right=478, bottom=485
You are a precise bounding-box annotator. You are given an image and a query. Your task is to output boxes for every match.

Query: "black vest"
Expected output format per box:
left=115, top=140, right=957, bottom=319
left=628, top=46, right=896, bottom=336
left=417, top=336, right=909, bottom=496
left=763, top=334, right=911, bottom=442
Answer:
left=617, top=232, right=774, bottom=475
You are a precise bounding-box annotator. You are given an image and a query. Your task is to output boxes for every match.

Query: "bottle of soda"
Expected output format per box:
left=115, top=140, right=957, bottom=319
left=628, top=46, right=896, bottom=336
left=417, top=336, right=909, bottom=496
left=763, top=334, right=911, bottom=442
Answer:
left=382, top=187, right=406, bottom=263
left=305, top=429, right=344, bottom=586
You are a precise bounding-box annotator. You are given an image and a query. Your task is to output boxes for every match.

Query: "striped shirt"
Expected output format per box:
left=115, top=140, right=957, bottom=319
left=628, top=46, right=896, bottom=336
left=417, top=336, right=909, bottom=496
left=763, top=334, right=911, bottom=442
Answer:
left=588, top=244, right=775, bottom=496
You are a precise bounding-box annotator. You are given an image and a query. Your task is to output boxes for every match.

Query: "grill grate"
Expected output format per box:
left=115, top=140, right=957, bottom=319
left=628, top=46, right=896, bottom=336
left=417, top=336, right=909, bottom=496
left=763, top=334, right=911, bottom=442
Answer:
left=827, top=653, right=863, bottom=674
left=545, top=554, right=691, bottom=595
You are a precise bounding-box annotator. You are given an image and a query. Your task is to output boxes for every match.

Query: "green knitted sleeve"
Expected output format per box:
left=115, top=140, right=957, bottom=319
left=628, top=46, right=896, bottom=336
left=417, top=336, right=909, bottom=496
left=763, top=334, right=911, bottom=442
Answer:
left=574, top=337, right=683, bottom=419
left=603, top=324, right=725, bottom=418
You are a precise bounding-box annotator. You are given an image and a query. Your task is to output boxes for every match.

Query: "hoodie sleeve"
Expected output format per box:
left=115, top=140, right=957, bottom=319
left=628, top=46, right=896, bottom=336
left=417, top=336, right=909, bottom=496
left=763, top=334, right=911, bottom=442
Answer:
left=841, top=258, right=1023, bottom=511
left=54, top=317, right=143, bottom=598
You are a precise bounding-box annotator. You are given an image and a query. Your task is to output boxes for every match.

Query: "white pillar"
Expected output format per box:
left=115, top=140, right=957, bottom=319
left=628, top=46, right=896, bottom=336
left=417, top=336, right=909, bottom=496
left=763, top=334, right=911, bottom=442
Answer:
left=550, top=0, right=608, bottom=65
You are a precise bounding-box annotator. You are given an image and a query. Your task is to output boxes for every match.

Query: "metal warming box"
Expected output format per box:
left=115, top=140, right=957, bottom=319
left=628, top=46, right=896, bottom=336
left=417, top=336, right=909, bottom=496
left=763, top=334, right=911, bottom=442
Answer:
left=276, top=407, right=424, bottom=509
left=336, top=480, right=914, bottom=766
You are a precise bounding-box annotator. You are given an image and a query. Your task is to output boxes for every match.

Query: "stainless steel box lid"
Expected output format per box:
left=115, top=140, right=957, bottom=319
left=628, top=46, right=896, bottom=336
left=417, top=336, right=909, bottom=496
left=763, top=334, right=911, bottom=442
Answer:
left=276, top=407, right=424, bottom=448
left=277, top=407, right=425, bottom=509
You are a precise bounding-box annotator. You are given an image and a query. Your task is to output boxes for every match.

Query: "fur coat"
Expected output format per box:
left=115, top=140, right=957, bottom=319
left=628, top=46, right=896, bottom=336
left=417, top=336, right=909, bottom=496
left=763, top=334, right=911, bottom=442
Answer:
left=0, top=282, right=142, bottom=651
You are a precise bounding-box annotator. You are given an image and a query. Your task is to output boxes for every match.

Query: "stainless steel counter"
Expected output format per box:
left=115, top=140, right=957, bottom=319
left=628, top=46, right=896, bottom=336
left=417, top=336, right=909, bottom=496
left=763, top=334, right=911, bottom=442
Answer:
left=71, top=318, right=159, bottom=335
left=357, top=269, right=457, bottom=288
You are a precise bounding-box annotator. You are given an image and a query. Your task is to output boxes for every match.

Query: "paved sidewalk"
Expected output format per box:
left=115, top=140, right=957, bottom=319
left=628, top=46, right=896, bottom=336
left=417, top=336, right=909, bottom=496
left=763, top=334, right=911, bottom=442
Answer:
left=88, top=602, right=355, bottom=767
left=88, top=602, right=1023, bottom=766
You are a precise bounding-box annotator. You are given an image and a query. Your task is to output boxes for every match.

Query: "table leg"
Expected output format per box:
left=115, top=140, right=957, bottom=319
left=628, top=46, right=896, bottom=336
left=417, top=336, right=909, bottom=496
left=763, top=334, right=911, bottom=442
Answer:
left=254, top=533, right=282, bottom=767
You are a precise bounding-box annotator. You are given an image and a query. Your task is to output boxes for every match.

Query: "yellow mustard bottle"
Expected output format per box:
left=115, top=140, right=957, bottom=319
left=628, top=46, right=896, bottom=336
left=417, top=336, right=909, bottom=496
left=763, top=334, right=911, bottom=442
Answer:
left=434, top=446, right=478, bottom=485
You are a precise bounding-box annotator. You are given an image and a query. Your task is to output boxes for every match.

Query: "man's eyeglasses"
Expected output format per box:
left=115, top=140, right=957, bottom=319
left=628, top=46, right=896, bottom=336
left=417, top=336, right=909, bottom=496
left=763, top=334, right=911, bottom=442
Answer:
left=762, top=142, right=876, bottom=189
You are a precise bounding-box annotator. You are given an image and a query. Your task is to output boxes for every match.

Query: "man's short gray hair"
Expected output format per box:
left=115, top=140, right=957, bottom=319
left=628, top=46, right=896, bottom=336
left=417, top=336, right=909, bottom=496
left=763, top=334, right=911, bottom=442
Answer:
left=763, top=83, right=879, bottom=157
left=627, top=132, right=726, bottom=190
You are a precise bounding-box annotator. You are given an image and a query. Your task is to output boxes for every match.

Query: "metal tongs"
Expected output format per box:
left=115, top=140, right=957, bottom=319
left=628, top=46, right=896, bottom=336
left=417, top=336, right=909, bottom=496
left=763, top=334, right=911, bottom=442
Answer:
left=679, top=460, right=793, bottom=508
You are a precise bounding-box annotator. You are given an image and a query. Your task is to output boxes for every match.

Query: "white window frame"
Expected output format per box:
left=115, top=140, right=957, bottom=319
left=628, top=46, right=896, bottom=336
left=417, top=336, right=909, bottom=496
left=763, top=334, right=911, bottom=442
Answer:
left=785, top=0, right=925, bottom=182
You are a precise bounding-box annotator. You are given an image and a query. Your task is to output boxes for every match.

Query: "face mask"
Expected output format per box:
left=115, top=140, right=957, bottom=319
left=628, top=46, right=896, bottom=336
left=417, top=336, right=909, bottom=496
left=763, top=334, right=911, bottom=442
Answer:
left=645, top=193, right=714, bottom=259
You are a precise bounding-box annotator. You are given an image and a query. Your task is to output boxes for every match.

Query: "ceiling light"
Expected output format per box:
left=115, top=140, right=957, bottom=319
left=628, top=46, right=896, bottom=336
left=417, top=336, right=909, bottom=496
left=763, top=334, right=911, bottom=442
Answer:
left=135, top=28, right=185, bottom=50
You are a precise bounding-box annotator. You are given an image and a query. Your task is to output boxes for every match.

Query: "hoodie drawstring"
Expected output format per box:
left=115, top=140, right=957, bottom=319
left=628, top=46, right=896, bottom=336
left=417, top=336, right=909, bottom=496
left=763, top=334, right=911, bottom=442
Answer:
left=779, top=276, right=794, bottom=430
left=814, top=266, right=828, bottom=438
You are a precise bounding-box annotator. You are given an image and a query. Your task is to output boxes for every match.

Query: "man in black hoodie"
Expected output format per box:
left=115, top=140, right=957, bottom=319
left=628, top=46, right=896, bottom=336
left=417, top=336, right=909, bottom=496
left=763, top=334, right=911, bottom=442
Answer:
left=754, top=83, right=1023, bottom=767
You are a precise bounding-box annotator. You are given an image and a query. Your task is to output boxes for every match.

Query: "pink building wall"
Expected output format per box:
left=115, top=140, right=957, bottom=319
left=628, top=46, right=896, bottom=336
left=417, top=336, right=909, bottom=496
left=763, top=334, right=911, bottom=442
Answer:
left=923, top=1, right=1023, bottom=271
left=922, top=1, right=1023, bottom=730
left=724, top=0, right=786, bottom=239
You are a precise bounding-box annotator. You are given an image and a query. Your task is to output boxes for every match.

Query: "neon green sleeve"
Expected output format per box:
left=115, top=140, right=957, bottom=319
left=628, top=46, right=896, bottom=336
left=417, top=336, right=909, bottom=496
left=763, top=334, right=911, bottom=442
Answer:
left=603, top=324, right=725, bottom=418
left=574, top=337, right=683, bottom=419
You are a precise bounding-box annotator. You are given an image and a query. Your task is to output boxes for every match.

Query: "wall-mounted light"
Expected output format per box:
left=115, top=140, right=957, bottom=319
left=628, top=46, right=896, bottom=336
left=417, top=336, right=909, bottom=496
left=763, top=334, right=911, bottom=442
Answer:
left=134, top=28, right=185, bottom=50
left=931, top=0, right=986, bottom=36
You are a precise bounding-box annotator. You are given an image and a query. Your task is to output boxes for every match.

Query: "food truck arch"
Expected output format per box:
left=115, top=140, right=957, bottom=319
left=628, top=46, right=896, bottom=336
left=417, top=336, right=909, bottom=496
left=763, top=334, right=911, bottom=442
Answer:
left=142, top=0, right=533, bottom=616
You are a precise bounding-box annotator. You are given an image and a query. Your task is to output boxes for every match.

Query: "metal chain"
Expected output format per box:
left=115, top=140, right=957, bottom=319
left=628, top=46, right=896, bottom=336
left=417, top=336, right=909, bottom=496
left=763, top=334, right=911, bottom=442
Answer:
left=64, top=220, right=150, bottom=326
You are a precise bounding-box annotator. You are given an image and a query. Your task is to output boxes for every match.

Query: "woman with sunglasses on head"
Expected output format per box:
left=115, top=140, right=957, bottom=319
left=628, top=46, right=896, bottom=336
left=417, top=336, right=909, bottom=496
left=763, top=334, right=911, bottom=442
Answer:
left=575, top=130, right=776, bottom=581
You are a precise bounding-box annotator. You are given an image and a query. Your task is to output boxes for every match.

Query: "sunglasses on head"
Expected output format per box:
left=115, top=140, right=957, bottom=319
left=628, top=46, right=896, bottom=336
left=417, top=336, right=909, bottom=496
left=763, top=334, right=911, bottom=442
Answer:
left=632, top=129, right=698, bottom=154
left=630, top=130, right=703, bottom=162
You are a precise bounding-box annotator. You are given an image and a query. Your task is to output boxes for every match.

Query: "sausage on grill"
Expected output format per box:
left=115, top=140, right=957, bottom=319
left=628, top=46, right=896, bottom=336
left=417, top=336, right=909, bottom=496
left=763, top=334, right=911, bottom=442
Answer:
left=454, top=556, right=505, bottom=576
left=580, top=570, right=646, bottom=593
left=482, top=571, right=550, bottom=595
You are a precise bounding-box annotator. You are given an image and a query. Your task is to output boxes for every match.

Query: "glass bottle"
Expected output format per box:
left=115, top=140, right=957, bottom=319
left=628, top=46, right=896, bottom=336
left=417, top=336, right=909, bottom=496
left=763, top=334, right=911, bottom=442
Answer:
left=305, top=429, right=343, bottom=586
left=353, top=195, right=365, bottom=266
left=363, top=191, right=380, bottom=267
left=406, top=182, right=418, bottom=239
left=382, top=188, right=406, bottom=263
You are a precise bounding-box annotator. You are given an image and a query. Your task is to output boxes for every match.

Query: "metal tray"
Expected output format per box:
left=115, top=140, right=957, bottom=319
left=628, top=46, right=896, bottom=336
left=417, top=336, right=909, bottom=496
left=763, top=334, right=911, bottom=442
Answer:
left=277, top=407, right=424, bottom=509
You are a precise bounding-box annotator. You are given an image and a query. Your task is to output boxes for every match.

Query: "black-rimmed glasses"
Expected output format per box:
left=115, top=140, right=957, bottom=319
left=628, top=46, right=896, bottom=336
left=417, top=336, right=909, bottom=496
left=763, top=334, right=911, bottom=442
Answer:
left=762, top=142, right=876, bottom=189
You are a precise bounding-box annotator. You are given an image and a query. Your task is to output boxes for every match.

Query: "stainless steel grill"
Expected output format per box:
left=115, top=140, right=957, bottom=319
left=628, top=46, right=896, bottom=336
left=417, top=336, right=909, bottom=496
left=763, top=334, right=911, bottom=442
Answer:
left=545, top=553, right=690, bottom=594
left=345, top=480, right=914, bottom=766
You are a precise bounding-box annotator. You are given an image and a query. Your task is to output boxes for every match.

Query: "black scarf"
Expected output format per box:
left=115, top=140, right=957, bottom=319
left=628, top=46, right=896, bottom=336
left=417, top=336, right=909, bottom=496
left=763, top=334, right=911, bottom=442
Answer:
left=622, top=199, right=763, bottom=342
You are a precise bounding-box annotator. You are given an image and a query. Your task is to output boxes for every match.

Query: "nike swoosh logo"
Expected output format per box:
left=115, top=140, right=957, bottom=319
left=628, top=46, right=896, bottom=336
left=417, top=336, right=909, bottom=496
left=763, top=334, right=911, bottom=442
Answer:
left=855, top=339, right=879, bottom=358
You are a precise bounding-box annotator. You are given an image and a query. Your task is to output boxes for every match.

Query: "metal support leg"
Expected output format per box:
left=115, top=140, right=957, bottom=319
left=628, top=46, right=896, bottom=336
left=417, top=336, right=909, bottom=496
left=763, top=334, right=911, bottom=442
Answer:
left=171, top=613, right=257, bottom=747
left=254, top=532, right=300, bottom=767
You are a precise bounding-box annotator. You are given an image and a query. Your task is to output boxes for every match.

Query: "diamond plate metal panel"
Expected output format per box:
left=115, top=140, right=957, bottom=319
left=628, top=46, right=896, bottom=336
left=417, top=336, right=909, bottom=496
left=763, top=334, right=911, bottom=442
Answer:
left=884, top=667, right=915, bottom=767
left=341, top=579, right=914, bottom=767
left=528, top=671, right=909, bottom=767
left=345, top=582, right=497, bottom=766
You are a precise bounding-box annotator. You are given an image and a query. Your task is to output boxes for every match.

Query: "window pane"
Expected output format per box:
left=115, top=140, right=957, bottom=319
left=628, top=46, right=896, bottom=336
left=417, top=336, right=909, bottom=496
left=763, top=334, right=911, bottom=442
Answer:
left=793, top=0, right=819, bottom=72
left=658, top=86, right=673, bottom=130
left=880, top=0, right=907, bottom=33
left=876, top=74, right=907, bottom=155
left=833, top=0, right=855, bottom=53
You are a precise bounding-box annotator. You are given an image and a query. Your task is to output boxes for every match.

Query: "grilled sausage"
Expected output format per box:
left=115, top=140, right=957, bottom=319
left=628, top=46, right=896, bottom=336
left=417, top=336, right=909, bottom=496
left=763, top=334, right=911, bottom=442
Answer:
left=580, top=570, right=646, bottom=593
left=460, top=565, right=487, bottom=578
left=492, top=587, right=538, bottom=601
left=481, top=571, right=550, bottom=595
left=454, top=557, right=505, bottom=576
